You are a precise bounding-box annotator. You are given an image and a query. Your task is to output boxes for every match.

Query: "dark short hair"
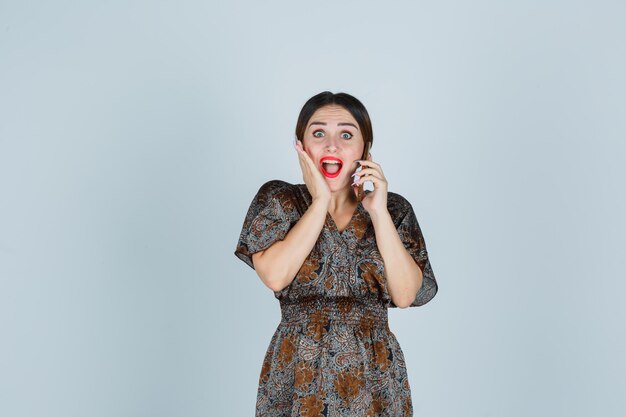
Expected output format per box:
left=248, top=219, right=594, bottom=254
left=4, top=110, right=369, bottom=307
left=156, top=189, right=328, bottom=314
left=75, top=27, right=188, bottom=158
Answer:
left=295, top=91, right=373, bottom=160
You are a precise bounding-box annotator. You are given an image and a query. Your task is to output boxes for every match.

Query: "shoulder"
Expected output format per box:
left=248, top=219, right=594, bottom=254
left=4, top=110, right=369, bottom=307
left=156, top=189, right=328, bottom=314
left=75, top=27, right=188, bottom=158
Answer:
left=255, top=179, right=299, bottom=206
left=257, top=179, right=298, bottom=197
left=257, top=179, right=293, bottom=195
left=387, top=190, right=413, bottom=214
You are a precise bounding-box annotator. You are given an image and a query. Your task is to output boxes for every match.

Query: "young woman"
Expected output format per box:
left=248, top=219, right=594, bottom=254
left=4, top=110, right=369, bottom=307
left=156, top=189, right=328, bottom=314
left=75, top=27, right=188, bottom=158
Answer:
left=235, top=91, right=438, bottom=416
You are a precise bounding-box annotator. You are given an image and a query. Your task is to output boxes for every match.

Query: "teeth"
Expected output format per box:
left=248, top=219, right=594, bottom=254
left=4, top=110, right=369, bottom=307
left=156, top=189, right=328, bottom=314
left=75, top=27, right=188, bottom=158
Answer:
left=322, top=160, right=341, bottom=164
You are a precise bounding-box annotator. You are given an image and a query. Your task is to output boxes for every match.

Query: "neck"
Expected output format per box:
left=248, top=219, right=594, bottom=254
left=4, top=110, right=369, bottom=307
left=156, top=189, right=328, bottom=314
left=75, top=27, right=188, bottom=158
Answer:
left=328, top=185, right=357, bottom=213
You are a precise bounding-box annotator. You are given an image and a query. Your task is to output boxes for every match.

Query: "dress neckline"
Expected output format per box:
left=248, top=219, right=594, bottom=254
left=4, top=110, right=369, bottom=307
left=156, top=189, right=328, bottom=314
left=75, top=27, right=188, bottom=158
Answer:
left=325, top=201, right=364, bottom=237
left=296, top=184, right=366, bottom=240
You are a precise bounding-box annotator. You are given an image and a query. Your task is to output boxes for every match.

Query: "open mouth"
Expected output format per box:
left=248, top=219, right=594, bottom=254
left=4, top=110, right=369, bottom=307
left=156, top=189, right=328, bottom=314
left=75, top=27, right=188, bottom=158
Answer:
left=320, top=156, right=343, bottom=178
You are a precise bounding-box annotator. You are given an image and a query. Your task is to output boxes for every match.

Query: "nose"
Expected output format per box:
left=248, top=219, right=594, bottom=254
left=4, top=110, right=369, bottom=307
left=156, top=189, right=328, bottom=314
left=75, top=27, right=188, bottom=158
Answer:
left=325, top=134, right=341, bottom=152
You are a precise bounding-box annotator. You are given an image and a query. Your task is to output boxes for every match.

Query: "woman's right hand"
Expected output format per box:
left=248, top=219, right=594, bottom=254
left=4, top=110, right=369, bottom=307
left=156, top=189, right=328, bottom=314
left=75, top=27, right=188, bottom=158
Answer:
left=294, top=139, right=331, bottom=207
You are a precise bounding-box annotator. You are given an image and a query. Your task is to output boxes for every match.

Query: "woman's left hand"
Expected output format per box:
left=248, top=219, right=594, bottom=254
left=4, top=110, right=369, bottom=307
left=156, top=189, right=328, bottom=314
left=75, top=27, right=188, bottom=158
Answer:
left=352, top=154, right=388, bottom=215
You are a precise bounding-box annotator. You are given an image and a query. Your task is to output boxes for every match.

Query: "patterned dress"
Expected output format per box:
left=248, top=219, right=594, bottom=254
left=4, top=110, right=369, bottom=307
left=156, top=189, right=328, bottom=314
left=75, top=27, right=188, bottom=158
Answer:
left=234, top=180, right=438, bottom=417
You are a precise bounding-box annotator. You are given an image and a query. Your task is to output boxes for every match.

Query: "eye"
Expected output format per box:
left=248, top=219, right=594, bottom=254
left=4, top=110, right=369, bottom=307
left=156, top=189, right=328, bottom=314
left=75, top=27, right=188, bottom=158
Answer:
left=313, top=130, right=324, bottom=138
left=341, top=132, right=353, bottom=139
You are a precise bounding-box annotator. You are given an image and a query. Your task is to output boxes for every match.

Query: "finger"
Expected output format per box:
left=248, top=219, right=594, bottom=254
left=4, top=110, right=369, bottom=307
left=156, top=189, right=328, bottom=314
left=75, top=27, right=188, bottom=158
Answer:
left=353, top=167, right=385, bottom=180
left=352, top=181, right=365, bottom=201
left=361, top=175, right=386, bottom=189
left=295, top=149, right=307, bottom=169
left=354, top=167, right=383, bottom=176
left=295, top=142, right=315, bottom=172
left=296, top=141, right=318, bottom=169
left=357, top=159, right=379, bottom=166
left=357, top=159, right=383, bottom=174
left=355, top=176, right=383, bottom=190
left=294, top=141, right=305, bottom=159
left=295, top=140, right=306, bottom=157
left=353, top=172, right=384, bottom=185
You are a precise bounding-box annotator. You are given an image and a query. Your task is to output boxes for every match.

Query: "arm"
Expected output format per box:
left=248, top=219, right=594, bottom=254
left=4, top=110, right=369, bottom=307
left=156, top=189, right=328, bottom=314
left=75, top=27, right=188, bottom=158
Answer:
left=371, top=209, right=424, bottom=308
left=252, top=198, right=328, bottom=292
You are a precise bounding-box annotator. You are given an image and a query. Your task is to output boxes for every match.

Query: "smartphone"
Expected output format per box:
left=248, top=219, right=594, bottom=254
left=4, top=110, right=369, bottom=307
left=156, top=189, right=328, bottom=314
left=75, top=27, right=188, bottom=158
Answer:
left=355, top=142, right=371, bottom=202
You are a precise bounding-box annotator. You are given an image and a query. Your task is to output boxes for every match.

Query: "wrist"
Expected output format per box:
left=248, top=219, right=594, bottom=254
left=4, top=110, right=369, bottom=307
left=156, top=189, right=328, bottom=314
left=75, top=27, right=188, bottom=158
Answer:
left=369, top=208, right=392, bottom=224
left=311, top=197, right=331, bottom=211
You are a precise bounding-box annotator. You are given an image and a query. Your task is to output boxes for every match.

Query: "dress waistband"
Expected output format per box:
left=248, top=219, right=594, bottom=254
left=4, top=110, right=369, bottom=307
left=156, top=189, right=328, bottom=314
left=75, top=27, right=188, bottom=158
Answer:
left=279, top=296, right=388, bottom=327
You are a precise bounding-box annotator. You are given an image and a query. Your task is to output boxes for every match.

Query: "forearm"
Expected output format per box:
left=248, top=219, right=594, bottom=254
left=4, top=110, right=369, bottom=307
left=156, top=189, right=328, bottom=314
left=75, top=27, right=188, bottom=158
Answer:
left=253, top=199, right=328, bottom=292
left=371, top=209, right=423, bottom=308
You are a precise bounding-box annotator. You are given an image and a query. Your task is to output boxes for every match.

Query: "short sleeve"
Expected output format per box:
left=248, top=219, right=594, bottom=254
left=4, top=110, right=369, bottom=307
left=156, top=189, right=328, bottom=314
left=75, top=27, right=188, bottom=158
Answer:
left=234, top=180, right=298, bottom=270
left=389, top=195, right=438, bottom=308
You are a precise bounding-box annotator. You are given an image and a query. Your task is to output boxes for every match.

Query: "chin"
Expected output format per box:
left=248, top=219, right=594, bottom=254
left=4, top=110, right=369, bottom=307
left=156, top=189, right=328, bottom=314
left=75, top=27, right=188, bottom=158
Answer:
left=326, top=180, right=348, bottom=192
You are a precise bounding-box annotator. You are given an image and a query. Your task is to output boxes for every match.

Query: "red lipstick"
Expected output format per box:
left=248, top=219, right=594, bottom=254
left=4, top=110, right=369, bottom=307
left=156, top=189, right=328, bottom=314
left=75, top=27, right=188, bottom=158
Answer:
left=320, top=156, right=343, bottom=178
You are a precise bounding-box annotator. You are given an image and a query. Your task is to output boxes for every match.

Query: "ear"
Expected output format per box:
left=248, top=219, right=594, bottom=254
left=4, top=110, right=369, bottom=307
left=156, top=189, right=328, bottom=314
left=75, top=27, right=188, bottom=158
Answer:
left=367, top=152, right=372, bottom=161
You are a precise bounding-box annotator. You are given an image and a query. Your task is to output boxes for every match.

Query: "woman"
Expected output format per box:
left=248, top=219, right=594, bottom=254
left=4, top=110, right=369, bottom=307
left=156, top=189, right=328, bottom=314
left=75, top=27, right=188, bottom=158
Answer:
left=234, top=91, right=438, bottom=416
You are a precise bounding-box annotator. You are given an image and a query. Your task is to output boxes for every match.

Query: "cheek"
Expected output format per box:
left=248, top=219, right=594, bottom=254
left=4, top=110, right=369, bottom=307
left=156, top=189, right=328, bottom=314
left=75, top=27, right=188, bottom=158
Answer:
left=302, top=147, right=317, bottom=162
left=352, top=144, right=364, bottom=158
left=302, top=141, right=319, bottom=157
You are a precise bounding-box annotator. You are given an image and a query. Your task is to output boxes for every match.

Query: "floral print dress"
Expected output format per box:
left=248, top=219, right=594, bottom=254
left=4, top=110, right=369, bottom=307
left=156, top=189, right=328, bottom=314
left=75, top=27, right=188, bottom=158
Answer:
left=234, top=180, right=438, bottom=417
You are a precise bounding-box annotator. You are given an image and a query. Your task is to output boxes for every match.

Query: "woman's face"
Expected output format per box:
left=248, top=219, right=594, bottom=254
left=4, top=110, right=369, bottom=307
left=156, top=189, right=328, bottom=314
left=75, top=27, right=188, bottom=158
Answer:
left=302, top=105, right=365, bottom=192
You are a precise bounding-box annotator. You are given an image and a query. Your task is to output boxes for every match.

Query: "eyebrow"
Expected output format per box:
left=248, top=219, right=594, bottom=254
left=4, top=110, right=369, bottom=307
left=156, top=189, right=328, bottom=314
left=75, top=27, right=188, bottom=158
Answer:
left=308, top=121, right=359, bottom=130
